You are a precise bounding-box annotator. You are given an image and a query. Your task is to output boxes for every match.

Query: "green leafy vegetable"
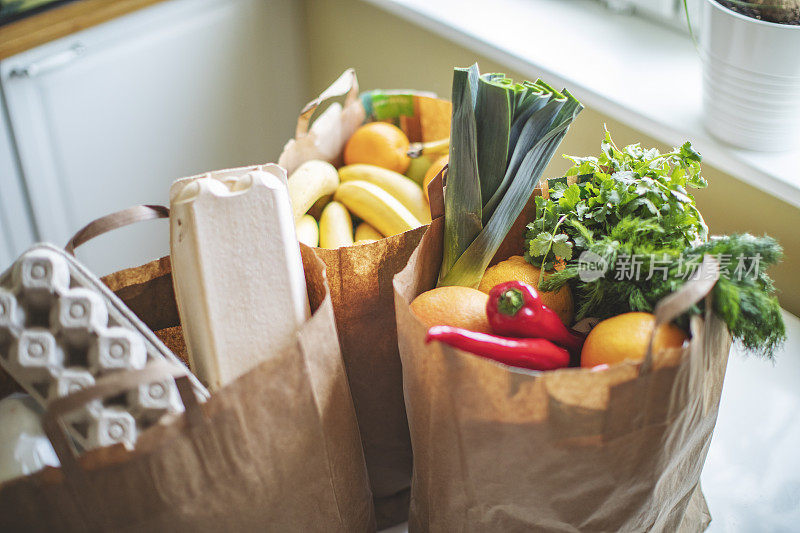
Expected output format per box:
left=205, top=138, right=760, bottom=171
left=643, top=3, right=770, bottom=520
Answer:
left=475, top=74, right=512, bottom=205
left=442, top=65, right=483, bottom=279
left=527, top=130, right=785, bottom=358
left=541, top=231, right=785, bottom=359
left=525, top=128, right=708, bottom=271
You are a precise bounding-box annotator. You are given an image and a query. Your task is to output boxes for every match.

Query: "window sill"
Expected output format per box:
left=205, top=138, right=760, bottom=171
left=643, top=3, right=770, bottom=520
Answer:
left=363, top=0, right=800, bottom=209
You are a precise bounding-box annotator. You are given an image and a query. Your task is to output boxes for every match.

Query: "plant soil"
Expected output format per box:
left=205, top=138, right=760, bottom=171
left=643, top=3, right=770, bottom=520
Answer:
left=715, top=0, right=800, bottom=24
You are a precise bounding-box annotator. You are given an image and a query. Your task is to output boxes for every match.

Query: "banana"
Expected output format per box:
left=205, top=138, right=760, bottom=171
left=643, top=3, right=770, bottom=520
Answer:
left=334, top=181, right=422, bottom=238
left=407, top=137, right=450, bottom=158
left=288, top=160, right=339, bottom=221
left=355, top=222, right=383, bottom=241
left=319, top=201, right=354, bottom=249
left=295, top=214, right=320, bottom=248
left=338, top=164, right=431, bottom=222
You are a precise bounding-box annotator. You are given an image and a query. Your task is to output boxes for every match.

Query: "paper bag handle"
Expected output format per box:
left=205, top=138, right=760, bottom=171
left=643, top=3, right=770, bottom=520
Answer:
left=65, top=205, right=170, bottom=255
left=294, top=68, right=360, bottom=139
left=640, top=254, right=720, bottom=375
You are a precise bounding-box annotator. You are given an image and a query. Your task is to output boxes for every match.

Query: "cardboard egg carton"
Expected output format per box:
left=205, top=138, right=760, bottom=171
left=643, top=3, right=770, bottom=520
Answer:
left=0, top=244, right=209, bottom=451
left=170, top=164, right=310, bottom=391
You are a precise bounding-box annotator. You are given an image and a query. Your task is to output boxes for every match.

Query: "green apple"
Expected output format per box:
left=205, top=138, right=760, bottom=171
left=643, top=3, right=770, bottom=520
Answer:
left=405, top=155, right=434, bottom=186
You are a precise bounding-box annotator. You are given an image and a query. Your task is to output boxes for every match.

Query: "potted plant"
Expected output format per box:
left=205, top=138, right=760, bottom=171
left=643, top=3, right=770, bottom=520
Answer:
left=700, top=0, right=800, bottom=151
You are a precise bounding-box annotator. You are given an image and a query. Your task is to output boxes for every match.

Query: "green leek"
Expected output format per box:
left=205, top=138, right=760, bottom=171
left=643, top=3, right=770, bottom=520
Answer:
left=441, top=65, right=483, bottom=280
left=476, top=74, right=512, bottom=205
left=438, top=64, right=583, bottom=288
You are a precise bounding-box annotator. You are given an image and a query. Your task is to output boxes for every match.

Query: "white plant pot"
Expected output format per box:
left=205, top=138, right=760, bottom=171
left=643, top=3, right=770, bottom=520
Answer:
left=701, top=0, right=800, bottom=151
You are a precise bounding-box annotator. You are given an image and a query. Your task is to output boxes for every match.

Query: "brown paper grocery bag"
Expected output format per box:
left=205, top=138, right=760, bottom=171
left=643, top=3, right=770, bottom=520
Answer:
left=0, top=210, right=374, bottom=532
left=393, top=180, right=731, bottom=531
left=280, top=70, right=451, bottom=527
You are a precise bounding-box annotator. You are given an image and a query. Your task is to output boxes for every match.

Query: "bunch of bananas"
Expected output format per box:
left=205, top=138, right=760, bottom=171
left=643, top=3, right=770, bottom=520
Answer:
left=289, top=161, right=435, bottom=249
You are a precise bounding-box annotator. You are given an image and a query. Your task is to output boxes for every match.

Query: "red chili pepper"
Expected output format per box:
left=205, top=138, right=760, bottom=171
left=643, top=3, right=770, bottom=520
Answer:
left=486, top=280, right=585, bottom=353
left=425, top=325, right=570, bottom=371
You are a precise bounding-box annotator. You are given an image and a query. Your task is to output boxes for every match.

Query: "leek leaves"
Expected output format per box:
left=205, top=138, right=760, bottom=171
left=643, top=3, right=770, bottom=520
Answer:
left=439, top=65, right=583, bottom=288
left=441, top=65, right=483, bottom=279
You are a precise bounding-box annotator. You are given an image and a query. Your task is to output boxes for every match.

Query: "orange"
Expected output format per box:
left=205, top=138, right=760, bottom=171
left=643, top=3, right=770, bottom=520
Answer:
left=477, top=256, right=573, bottom=326
left=410, top=286, right=492, bottom=334
left=580, top=312, right=688, bottom=368
left=422, top=154, right=448, bottom=201
left=343, top=122, right=411, bottom=173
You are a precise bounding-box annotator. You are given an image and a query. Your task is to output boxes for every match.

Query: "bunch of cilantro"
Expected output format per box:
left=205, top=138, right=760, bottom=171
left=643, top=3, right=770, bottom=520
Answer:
left=526, top=129, right=708, bottom=270
left=525, top=130, right=785, bottom=358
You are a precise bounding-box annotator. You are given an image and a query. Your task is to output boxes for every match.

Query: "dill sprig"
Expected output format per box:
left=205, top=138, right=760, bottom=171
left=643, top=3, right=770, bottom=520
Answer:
left=542, top=232, right=785, bottom=358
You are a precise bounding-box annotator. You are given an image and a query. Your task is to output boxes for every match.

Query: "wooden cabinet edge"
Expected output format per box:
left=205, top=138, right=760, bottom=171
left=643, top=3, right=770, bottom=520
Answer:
left=0, top=0, right=169, bottom=62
